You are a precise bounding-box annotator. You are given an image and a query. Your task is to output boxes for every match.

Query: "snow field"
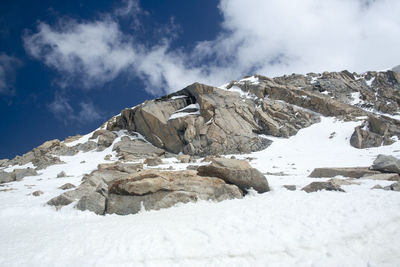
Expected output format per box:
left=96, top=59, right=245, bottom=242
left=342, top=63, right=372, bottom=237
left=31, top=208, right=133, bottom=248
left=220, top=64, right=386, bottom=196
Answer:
left=0, top=117, right=399, bottom=266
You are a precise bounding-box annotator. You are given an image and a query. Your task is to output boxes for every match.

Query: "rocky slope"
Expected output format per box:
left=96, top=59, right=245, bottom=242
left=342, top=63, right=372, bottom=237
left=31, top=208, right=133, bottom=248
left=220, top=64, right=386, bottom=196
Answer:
left=1, top=69, right=400, bottom=215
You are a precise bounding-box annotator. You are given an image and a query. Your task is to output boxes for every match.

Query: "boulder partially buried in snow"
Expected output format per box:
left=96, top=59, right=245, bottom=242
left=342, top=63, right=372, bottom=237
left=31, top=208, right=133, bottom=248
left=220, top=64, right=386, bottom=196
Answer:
left=302, top=182, right=345, bottom=193
left=47, top=162, right=243, bottom=215
left=107, top=170, right=243, bottom=215
left=0, top=168, right=38, bottom=184
left=371, top=155, right=400, bottom=174
left=197, top=158, right=270, bottom=193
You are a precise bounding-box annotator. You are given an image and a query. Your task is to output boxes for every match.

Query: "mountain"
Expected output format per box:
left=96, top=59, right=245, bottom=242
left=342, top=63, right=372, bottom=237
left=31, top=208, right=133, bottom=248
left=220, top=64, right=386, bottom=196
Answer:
left=1, top=70, right=400, bottom=266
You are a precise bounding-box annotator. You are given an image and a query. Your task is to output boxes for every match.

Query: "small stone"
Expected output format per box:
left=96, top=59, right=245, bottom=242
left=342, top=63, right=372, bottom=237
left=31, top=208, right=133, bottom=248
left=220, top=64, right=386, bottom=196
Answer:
left=58, top=183, right=76, bottom=190
left=383, top=182, right=400, bottom=191
left=283, top=185, right=296, bottom=191
left=186, top=165, right=198, bottom=170
left=371, top=185, right=383, bottom=190
left=177, top=155, right=191, bottom=163
left=80, top=161, right=86, bottom=164
left=57, top=171, right=67, bottom=178
left=32, top=190, right=44, bottom=196
left=104, top=154, right=112, bottom=160
left=302, top=181, right=345, bottom=193
left=144, top=157, right=162, bottom=166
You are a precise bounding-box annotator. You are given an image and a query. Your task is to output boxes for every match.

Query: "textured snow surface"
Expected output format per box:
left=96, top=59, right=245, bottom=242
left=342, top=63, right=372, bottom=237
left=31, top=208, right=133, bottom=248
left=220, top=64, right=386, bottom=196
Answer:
left=1, top=117, right=400, bottom=267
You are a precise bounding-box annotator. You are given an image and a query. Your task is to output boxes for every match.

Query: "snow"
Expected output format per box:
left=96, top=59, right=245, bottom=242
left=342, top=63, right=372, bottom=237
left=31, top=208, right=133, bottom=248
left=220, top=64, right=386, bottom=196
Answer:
left=169, top=103, right=200, bottom=120
left=171, top=95, right=188, bottom=100
left=1, top=117, right=400, bottom=266
left=64, top=131, right=95, bottom=147
left=1, top=162, right=35, bottom=172
left=366, top=77, right=375, bottom=87
left=238, top=75, right=260, bottom=84
left=350, top=91, right=362, bottom=105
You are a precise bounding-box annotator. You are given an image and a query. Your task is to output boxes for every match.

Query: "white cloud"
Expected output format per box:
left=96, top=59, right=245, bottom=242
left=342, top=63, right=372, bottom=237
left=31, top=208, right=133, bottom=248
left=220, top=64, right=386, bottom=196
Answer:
left=24, top=18, right=137, bottom=88
left=48, top=94, right=102, bottom=124
left=24, top=0, right=400, bottom=96
left=0, top=53, right=22, bottom=94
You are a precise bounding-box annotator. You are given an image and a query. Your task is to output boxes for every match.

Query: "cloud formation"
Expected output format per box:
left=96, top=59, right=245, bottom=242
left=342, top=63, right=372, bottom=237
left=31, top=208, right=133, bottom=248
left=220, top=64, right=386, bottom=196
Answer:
left=0, top=53, right=22, bottom=94
left=48, top=94, right=102, bottom=124
left=24, top=0, right=400, bottom=96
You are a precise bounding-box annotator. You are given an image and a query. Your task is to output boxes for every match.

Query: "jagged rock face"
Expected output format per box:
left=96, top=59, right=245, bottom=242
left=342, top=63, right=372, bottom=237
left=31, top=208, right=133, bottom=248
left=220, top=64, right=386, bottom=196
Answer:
left=112, top=136, right=166, bottom=161
left=272, top=70, right=400, bottom=116
left=350, top=115, right=400, bottom=149
left=107, top=83, right=323, bottom=156
left=105, top=70, right=399, bottom=156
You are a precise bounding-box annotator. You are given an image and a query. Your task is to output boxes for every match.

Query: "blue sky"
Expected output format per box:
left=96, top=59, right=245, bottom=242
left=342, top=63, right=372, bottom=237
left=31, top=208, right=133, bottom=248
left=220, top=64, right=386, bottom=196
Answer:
left=1, top=0, right=400, bottom=159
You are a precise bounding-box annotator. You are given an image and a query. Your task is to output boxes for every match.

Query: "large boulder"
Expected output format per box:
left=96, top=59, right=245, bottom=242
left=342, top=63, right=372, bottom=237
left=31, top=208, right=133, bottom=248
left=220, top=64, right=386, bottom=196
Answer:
left=107, top=170, right=242, bottom=215
left=197, top=158, right=269, bottom=193
left=112, top=137, right=165, bottom=160
left=371, top=155, right=400, bottom=174
left=350, top=116, right=399, bottom=149
left=0, top=168, right=38, bottom=184
left=90, top=130, right=118, bottom=150
left=47, top=163, right=243, bottom=215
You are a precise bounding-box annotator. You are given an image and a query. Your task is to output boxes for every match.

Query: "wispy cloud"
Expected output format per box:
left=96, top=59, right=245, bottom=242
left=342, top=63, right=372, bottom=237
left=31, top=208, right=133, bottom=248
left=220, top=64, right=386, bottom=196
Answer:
left=48, top=93, right=102, bottom=124
left=0, top=53, right=22, bottom=94
left=24, top=0, right=400, bottom=96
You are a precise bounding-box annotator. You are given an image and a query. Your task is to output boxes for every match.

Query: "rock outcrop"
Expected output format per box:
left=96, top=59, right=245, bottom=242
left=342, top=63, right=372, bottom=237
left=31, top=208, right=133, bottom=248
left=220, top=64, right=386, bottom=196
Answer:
left=0, top=168, right=37, bottom=184
left=47, top=158, right=270, bottom=215
left=107, top=170, right=242, bottom=215
left=197, top=158, right=269, bottom=193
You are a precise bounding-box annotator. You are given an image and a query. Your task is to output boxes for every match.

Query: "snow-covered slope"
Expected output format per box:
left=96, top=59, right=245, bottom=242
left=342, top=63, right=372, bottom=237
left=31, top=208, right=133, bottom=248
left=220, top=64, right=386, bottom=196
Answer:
left=1, top=117, right=399, bottom=266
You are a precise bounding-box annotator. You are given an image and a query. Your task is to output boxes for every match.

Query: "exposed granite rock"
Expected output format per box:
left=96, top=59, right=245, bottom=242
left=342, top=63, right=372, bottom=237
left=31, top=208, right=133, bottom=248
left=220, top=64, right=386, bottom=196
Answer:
left=56, top=171, right=67, bottom=178
left=0, top=168, right=38, bottom=184
left=144, top=157, right=162, bottom=166
left=283, top=185, right=296, bottom=191
left=90, top=130, right=118, bottom=150
left=47, top=160, right=245, bottom=215
left=113, top=137, right=165, bottom=160
left=58, top=183, right=76, bottom=190
left=350, top=115, right=398, bottom=149
left=76, top=192, right=106, bottom=215
left=309, top=167, right=380, bottom=178
left=197, top=158, right=269, bottom=193
left=371, top=154, right=400, bottom=174
left=107, top=170, right=242, bottom=215
left=107, top=83, right=273, bottom=156
left=302, top=181, right=345, bottom=193
left=383, top=182, right=400, bottom=191
left=177, top=155, right=191, bottom=163
left=361, top=173, right=400, bottom=181
left=32, top=190, right=44, bottom=196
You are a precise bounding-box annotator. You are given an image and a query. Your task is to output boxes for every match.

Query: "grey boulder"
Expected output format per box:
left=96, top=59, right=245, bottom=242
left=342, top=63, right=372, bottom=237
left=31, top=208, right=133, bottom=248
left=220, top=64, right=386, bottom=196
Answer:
left=371, top=154, right=400, bottom=174
left=197, top=158, right=270, bottom=193
left=107, top=170, right=243, bottom=215
left=302, top=181, right=345, bottom=193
